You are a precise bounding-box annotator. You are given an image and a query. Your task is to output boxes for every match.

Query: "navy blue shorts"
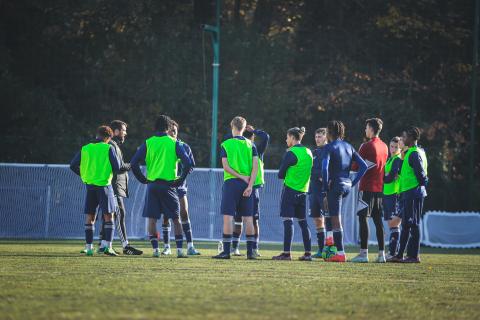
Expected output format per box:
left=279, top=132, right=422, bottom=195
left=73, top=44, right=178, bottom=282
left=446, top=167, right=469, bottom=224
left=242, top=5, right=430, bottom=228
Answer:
left=142, top=182, right=180, bottom=220
left=221, top=179, right=254, bottom=217
left=400, top=196, right=424, bottom=226
left=280, top=186, right=307, bottom=219
left=327, top=182, right=351, bottom=217
left=309, top=191, right=325, bottom=218
left=84, top=185, right=117, bottom=215
left=383, top=194, right=400, bottom=221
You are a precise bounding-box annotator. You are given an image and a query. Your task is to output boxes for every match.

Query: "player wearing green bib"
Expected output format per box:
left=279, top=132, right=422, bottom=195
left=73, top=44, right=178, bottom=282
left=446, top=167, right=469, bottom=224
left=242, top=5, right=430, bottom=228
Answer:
left=390, top=126, right=428, bottom=263
left=273, top=127, right=314, bottom=261
left=230, top=125, right=270, bottom=257
left=213, top=116, right=259, bottom=260
left=383, top=136, right=403, bottom=260
left=130, top=115, right=192, bottom=258
left=70, top=125, right=120, bottom=256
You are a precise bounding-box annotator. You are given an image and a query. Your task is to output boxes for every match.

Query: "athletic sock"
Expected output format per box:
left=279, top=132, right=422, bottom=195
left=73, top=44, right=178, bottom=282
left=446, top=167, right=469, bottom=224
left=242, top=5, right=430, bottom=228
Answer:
left=397, top=224, right=410, bottom=257
left=325, top=215, right=332, bottom=232
left=122, top=240, right=129, bottom=248
left=378, top=250, right=385, bottom=257
left=86, top=243, right=93, bottom=250
left=222, top=234, right=232, bottom=254
left=187, top=242, right=194, bottom=249
left=85, top=224, right=94, bottom=246
left=389, top=227, right=400, bottom=256
left=149, top=234, right=159, bottom=252
left=162, top=222, right=171, bottom=246
left=316, top=227, right=326, bottom=252
left=175, top=234, right=183, bottom=250
left=298, top=219, right=311, bottom=253
left=283, top=219, right=294, bottom=253
left=104, top=221, right=114, bottom=248
left=182, top=220, right=193, bottom=244
left=232, top=232, right=240, bottom=250
left=333, top=228, right=344, bottom=252
left=253, top=234, right=259, bottom=250
left=100, top=240, right=107, bottom=249
left=246, top=235, right=255, bottom=256
left=407, top=225, right=420, bottom=258
left=360, top=248, right=368, bottom=257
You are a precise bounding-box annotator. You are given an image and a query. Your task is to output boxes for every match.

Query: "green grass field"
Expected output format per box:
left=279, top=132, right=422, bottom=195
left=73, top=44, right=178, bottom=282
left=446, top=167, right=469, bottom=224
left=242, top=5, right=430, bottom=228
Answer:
left=0, top=240, right=479, bottom=320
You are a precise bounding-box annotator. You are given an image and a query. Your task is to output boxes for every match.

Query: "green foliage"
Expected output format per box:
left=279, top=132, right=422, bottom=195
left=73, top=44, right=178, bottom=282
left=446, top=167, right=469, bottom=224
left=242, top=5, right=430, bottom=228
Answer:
left=1, top=0, right=478, bottom=210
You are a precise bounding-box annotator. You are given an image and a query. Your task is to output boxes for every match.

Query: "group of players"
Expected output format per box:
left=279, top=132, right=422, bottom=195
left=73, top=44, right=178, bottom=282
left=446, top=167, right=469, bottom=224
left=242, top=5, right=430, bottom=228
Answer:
left=71, top=114, right=428, bottom=263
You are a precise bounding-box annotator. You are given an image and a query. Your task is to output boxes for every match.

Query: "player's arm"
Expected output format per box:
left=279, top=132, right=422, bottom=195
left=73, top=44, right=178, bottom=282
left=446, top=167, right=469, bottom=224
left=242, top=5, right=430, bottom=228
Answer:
left=351, top=143, right=367, bottom=171
left=278, top=151, right=297, bottom=180
left=174, top=141, right=192, bottom=185
left=321, top=150, right=330, bottom=192
left=384, top=157, right=402, bottom=183
left=311, top=149, right=322, bottom=183
left=243, top=155, right=258, bottom=197
left=351, top=151, right=368, bottom=187
left=109, top=146, right=121, bottom=173
left=253, top=129, right=270, bottom=157
left=116, top=145, right=131, bottom=172
left=69, top=151, right=81, bottom=176
left=130, top=143, right=148, bottom=184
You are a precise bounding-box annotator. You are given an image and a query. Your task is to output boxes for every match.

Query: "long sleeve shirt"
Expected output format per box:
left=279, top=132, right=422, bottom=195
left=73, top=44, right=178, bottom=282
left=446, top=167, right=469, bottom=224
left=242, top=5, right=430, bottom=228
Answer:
left=383, top=156, right=402, bottom=184
left=310, top=146, right=325, bottom=193
left=322, top=139, right=368, bottom=192
left=130, top=132, right=192, bottom=185
left=253, top=129, right=270, bottom=160
left=69, top=140, right=121, bottom=179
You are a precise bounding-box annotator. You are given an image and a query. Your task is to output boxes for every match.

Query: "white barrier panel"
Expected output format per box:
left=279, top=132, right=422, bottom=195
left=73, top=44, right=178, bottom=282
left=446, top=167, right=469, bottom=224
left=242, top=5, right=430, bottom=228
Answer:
left=422, top=211, right=480, bottom=248
left=0, top=163, right=362, bottom=244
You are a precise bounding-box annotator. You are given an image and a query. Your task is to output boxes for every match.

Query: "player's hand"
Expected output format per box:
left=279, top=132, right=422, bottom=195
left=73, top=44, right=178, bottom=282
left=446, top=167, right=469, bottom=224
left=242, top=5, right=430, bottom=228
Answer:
left=245, top=125, right=254, bottom=133
left=243, top=186, right=253, bottom=197
left=239, top=175, right=250, bottom=184
left=171, top=179, right=184, bottom=187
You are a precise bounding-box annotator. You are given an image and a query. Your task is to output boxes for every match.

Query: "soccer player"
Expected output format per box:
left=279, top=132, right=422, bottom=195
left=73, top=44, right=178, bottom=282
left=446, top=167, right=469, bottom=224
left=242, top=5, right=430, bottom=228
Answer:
left=231, top=125, right=270, bottom=257
left=97, top=120, right=143, bottom=255
left=70, top=125, right=120, bottom=256
left=383, top=136, right=402, bottom=260
left=130, top=115, right=192, bottom=258
left=310, top=128, right=331, bottom=258
left=213, top=116, right=258, bottom=260
left=160, top=120, right=201, bottom=256
left=390, top=126, right=428, bottom=263
left=322, top=121, right=368, bottom=262
left=351, top=118, right=388, bottom=263
left=272, top=127, right=313, bottom=261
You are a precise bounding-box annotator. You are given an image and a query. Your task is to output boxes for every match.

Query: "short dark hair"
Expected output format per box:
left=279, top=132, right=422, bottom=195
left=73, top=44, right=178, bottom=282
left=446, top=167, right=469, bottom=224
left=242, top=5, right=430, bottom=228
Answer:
left=366, top=118, right=383, bottom=135
left=327, top=120, right=345, bottom=140
left=155, top=115, right=172, bottom=132
left=315, top=128, right=327, bottom=135
left=243, top=125, right=254, bottom=139
left=169, top=119, right=179, bottom=130
left=110, top=120, right=127, bottom=131
left=390, top=136, right=400, bottom=143
left=287, top=126, right=306, bottom=141
left=405, top=126, right=421, bottom=141
left=97, top=125, right=113, bottom=139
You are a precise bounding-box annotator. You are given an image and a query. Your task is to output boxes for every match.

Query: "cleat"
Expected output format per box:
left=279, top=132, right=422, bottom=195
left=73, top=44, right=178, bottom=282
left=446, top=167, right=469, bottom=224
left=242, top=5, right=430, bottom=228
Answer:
left=123, top=245, right=143, bottom=255
left=177, top=251, right=188, bottom=258
left=350, top=254, right=369, bottom=263
left=401, top=256, right=421, bottom=263
left=80, top=248, right=87, bottom=254
left=217, top=241, right=223, bottom=253
left=299, top=254, right=313, bottom=261
left=312, top=249, right=323, bottom=258
left=104, top=247, right=118, bottom=256
left=187, top=247, right=201, bottom=255
left=161, top=247, right=172, bottom=255
left=376, top=255, right=386, bottom=263
left=386, top=253, right=395, bottom=261
left=326, top=254, right=346, bottom=262
left=152, top=251, right=160, bottom=258
left=247, top=254, right=257, bottom=260
left=388, top=255, right=404, bottom=263
left=272, top=253, right=292, bottom=261
left=231, top=248, right=244, bottom=256
left=212, top=251, right=231, bottom=259
left=251, top=249, right=261, bottom=258
left=97, top=247, right=106, bottom=254
left=85, top=249, right=94, bottom=256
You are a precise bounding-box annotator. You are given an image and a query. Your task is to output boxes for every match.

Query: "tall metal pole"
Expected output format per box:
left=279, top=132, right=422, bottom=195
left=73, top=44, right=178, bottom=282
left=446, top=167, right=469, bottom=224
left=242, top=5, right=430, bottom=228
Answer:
left=204, top=0, right=221, bottom=168
left=470, top=0, right=479, bottom=209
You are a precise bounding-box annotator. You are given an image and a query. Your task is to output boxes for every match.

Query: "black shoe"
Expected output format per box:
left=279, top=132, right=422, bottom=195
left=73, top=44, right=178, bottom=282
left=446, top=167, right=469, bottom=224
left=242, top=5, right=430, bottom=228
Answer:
left=123, top=245, right=143, bottom=255
left=247, top=254, right=257, bottom=260
left=212, top=252, right=231, bottom=259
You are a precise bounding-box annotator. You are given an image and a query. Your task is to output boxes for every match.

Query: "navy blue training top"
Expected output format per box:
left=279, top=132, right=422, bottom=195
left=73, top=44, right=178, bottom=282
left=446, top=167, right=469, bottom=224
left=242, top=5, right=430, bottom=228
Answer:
left=310, top=146, right=326, bottom=193
left=321, top=139, right=368, bottom=192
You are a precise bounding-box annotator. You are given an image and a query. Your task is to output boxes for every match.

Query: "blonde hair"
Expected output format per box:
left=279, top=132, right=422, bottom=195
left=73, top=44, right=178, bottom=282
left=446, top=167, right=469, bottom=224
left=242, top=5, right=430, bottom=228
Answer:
left=230, top=116, right=247, bottom=131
